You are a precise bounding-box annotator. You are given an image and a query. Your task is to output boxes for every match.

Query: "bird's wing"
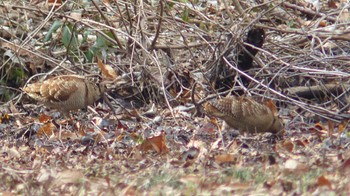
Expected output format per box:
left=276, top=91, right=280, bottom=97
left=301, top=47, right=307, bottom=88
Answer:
left=40, top=76, right=81, bottom=102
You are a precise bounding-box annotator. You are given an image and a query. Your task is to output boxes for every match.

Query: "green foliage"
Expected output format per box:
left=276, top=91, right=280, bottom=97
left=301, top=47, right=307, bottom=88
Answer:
left=299, top=169, right=322, bottom=193
left=0, top=64, right=27, bottom=102
left=86, top=31, right=114, bottom=62
left=180, top=181, right=198, bottom=195
left=182, top=8, right=190, bottom=22
left=44, top=21, right=114, bottom=63
left=44, top=20, right=62, bottom=42
left=233, top=169, right=252, bottom=182
left=287, top=20, right=297, bottom=28
left=254, top=171, right=268, bottom=184
left=9, top=67, right=26, bottom=84
left=61, top=23, right=79, bottom=51
left=251, top=6, right=262, bottom=13
left=198, top=22, right=207, bottom=31
left=346, top=130, right=350, bottom=138
left=222, top=167, right=255, bottom=182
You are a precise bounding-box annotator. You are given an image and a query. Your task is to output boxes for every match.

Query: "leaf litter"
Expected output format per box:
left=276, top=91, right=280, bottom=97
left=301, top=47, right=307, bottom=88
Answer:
left=1, top=0, right=350, bottom=195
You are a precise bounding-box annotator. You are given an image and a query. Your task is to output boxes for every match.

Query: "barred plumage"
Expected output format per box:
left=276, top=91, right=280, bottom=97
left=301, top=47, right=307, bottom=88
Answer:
left=204, top=96, right=283, bottom=134
left=23, top=75, right=104, bottom=114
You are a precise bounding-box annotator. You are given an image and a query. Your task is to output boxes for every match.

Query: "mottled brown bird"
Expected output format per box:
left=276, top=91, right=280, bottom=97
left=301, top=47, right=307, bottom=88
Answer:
left=23, top=75, right=104, bottom=114
left=204, top=96, right=283, bottom=134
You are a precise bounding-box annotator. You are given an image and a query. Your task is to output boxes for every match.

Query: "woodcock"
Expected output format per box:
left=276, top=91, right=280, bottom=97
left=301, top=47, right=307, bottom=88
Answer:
left=204, top=96, right=283, bottom=134
left=23, top=75, right=104, bottom=114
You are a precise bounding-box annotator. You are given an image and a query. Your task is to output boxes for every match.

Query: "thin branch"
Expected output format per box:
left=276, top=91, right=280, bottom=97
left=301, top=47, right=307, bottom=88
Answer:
left=282, top=2, right=337, bottom=23
left=150, top=0, right=164, bottom=51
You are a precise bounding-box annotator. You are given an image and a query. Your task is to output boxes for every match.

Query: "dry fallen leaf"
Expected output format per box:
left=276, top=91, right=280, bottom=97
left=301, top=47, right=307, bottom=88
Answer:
left=139, top=131, right=168, bottom=154
left=38, top=113, right=52, bottom=123
left=317, top=175, right=332, bottom=190
left=338, top=121, right=348, bottom=133
left=294, top=139, right=308, bottom=147
left=54, top=169, right=84, bottom=186
left=37, top=122, right=56, bottom=138
left=282, top=140, right=294, bottom=153
left=215, top=154, right=236, bottom=164
left=328, top=0, right=338, bottom=8
left=97, top=58, right=118, bottom=80
left=0, top=113, right=10, bottom=124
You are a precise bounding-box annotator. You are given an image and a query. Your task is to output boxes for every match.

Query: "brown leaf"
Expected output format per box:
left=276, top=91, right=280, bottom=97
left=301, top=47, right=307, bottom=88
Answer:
left=282, top=140, right=294, bottom=153
left=0, top=113, right=10, bottom=124
left=294, top=139, right=307, bottom=147
left=338, top=121, right=348, bottom=133
left=215, top=154, right=236, bottom=164
left=139, top=131, right=168, bottom=154
left=314, top=122, right=325, bottom=130
left=97, top=58, right=118, bottom=80
left=37, top=122, right=56, bottom=138
left=318, top=20, right=327, bottom=27
left=39, top=113, right=52, bottom=123
left=311, top=122, right=329, bottom=137
left=317, top=175, right=332, bottom=189
left=328, top=0, right=338, bottom=8
left=47, top=0, right=62, bottom=10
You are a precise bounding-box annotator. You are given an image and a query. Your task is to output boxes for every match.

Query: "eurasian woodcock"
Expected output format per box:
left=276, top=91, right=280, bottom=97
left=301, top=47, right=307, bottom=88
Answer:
left=23, top=75, right=104, bottom=114
left=204, top=96, right=283, bottom=134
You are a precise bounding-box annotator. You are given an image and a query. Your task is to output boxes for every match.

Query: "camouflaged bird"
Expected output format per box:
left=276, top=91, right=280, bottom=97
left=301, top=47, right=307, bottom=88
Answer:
left=23, top=75, right=104, bottom=114
left=204, top=96, right=283, bottom=134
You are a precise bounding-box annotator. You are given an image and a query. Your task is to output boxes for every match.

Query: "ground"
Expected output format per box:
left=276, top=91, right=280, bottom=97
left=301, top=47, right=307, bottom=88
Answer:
left=1, top=0, right=350, bottom=195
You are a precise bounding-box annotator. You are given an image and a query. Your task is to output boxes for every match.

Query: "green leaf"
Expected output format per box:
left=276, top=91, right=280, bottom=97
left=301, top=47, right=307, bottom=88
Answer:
left=85, top=49, right=94, bottom=63
left=84, top=31, right=114, bottom=62
left=44, top=21, right=62, bottom=42
left=61, top=24, right=78, bottom=51
left=182, top=8, right=189, bottom=22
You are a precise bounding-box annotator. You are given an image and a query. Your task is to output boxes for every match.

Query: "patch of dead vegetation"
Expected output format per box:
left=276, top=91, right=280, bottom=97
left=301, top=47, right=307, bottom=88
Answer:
left=1, top=0, right=350, bottom=194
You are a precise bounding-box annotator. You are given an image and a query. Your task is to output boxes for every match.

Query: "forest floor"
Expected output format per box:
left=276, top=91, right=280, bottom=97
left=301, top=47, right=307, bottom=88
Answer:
left=1, top=0, right=350, bottom=195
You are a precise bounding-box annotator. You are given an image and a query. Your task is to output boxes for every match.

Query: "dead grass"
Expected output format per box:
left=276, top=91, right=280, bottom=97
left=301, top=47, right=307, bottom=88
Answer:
left=1, top=0, right=350, bottom=195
